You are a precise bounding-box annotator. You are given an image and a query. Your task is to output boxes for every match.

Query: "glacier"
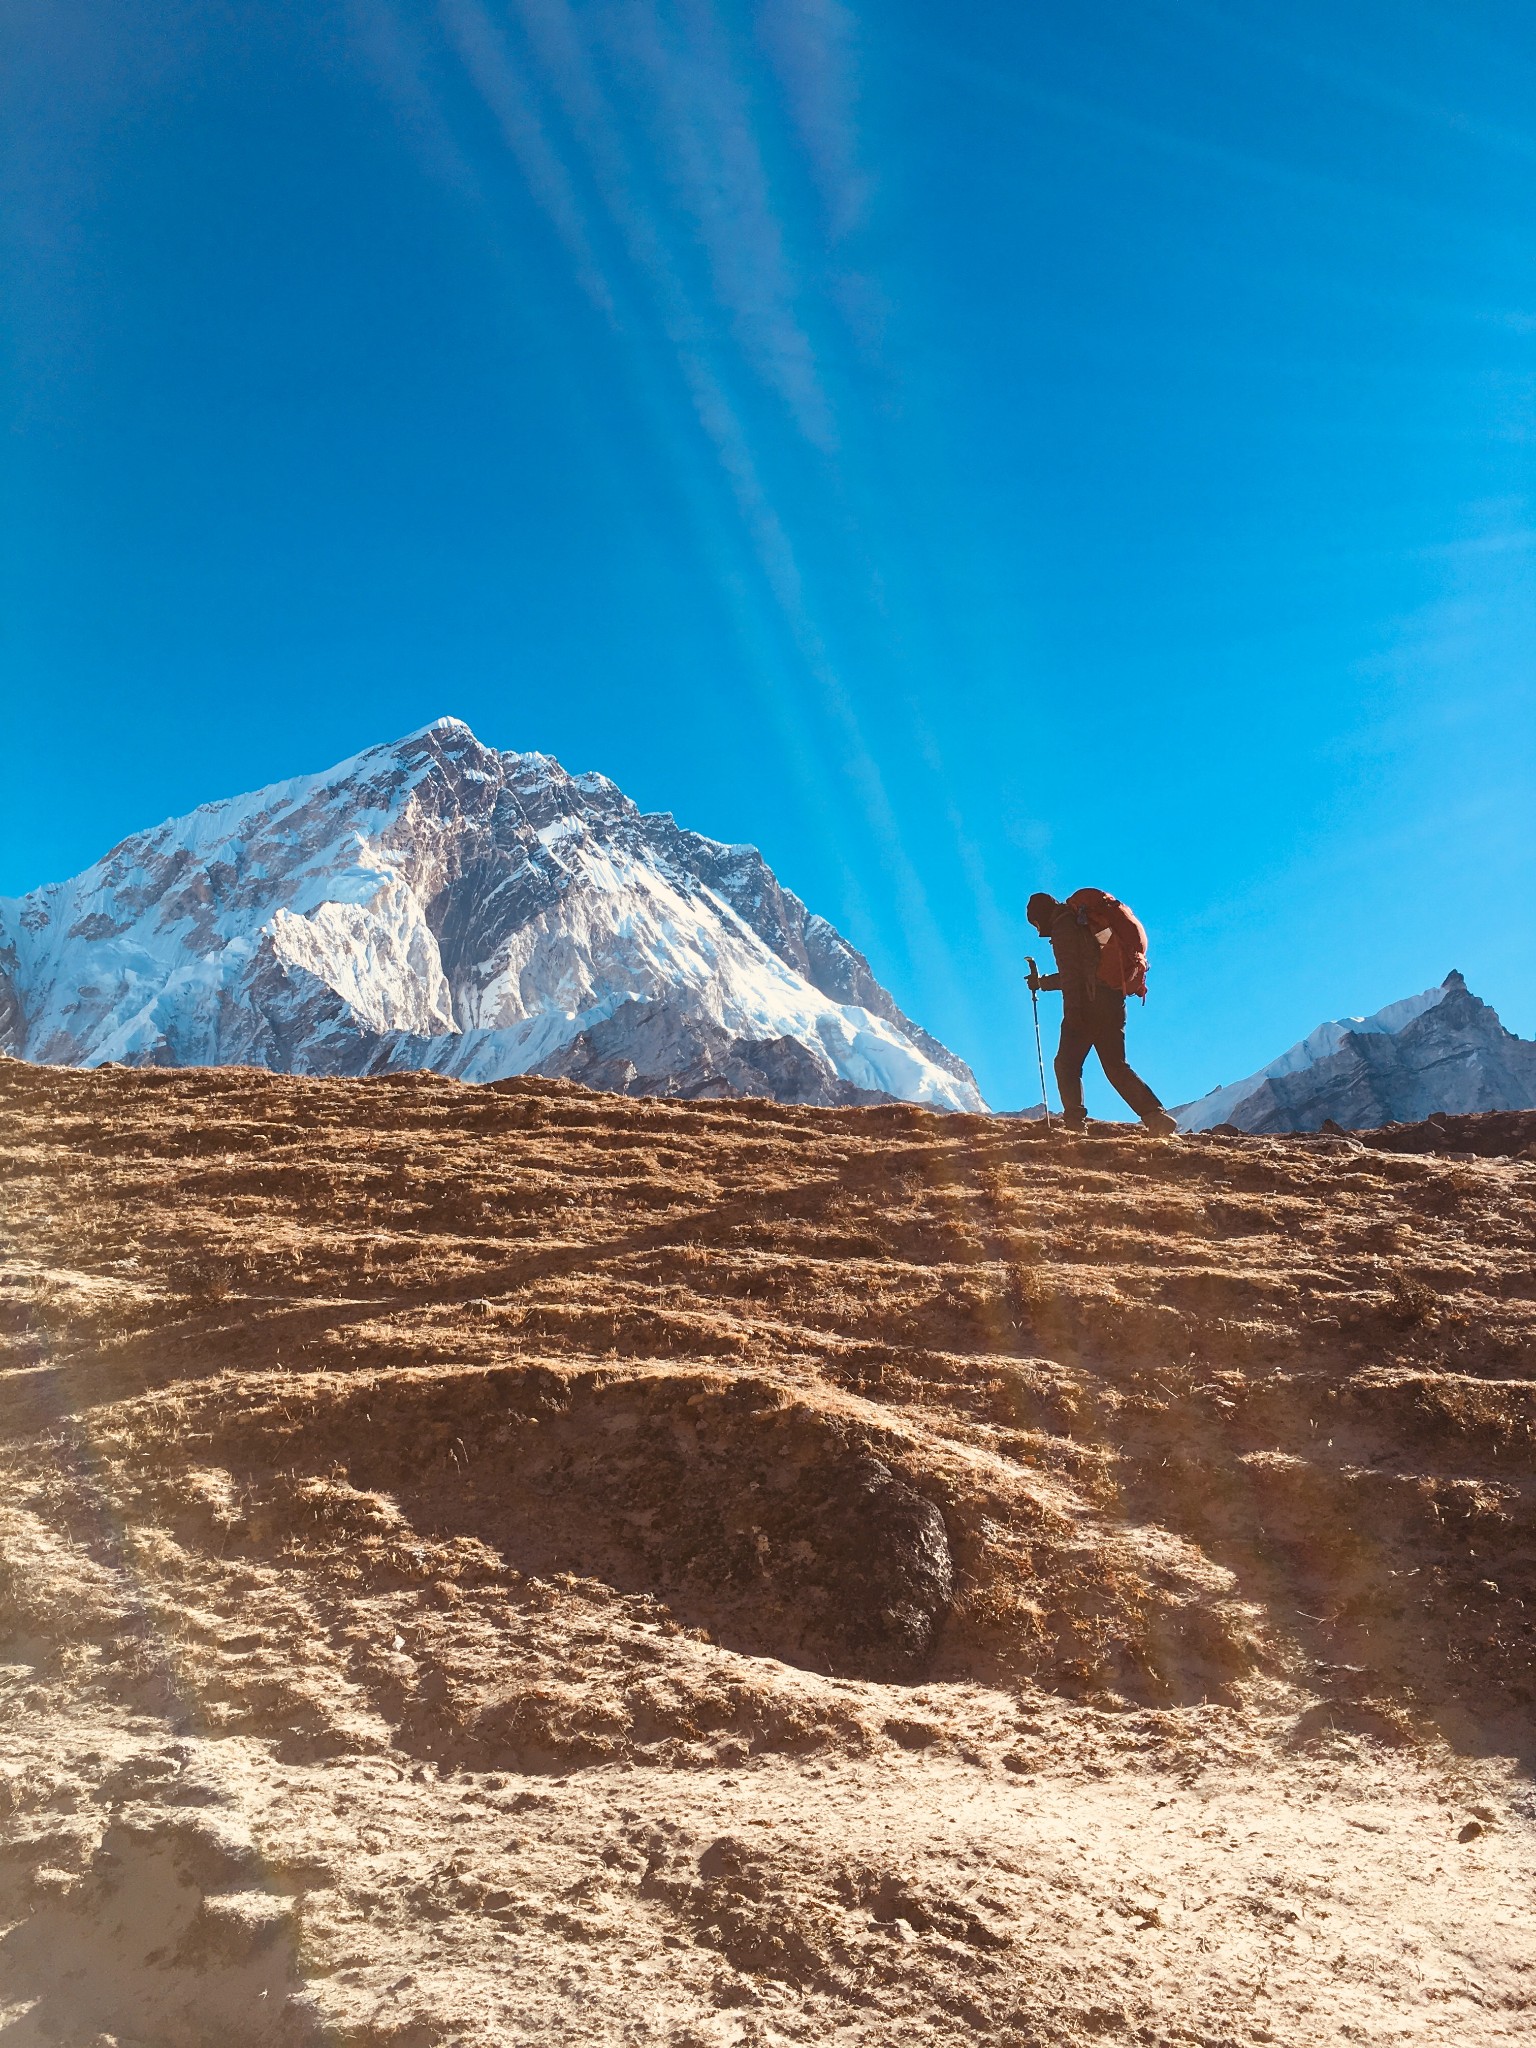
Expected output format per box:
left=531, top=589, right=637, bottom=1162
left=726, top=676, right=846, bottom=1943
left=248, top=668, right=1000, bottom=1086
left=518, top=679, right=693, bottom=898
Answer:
left=0, top=719, right=985, bottom=1112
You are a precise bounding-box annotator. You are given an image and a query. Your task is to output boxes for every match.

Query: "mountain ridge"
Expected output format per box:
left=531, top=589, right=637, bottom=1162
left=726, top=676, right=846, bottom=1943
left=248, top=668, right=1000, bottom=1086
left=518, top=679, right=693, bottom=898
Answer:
left=1177, top=969, right=1536, bottom=1133
left=0, top=719, right=983, bottom=1111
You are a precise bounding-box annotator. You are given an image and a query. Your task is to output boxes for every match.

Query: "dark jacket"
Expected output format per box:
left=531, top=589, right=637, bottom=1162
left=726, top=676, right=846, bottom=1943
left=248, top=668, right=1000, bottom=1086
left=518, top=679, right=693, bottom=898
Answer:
left=1034, top=903, right=1105, bottom=1013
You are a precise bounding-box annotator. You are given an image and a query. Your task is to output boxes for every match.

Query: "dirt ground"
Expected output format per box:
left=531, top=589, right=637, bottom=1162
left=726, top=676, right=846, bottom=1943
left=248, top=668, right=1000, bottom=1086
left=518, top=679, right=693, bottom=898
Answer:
left=1, top=1060, right=1533, bottom=2046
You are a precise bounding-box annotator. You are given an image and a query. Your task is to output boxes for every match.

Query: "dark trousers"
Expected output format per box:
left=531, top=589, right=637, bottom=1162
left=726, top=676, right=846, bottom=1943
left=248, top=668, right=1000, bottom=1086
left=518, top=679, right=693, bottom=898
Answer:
left=1055, top=988, right=1163, bottom=1121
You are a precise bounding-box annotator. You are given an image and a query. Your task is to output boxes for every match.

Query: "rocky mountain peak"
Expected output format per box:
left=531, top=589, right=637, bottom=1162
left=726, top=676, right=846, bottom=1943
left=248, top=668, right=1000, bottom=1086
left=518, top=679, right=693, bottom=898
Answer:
left=0, top=723, right=983, bottom=1111
left=1178, top=972, right=1536, bottom=1133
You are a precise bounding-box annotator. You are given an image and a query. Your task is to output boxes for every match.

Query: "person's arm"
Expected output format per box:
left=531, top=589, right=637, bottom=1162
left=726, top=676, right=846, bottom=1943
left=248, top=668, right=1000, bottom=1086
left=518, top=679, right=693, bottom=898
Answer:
left=1030, top=969, right=1064, bottom=991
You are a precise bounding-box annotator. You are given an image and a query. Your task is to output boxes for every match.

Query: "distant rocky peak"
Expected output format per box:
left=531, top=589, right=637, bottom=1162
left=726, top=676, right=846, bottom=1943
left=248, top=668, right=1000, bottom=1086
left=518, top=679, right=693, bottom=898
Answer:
left=1178, top=971, right=1536, bottom=1134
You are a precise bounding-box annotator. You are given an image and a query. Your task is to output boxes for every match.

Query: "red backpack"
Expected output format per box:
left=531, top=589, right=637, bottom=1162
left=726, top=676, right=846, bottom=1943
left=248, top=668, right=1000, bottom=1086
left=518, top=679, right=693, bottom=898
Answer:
left=1064, top=888, right=1149, bottom=1000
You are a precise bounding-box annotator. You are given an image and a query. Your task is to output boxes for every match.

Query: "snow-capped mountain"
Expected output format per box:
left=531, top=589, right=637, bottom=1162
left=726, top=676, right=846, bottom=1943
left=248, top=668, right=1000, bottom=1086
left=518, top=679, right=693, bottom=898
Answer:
left=0, top=720, right=984, bottom=1111
left=1177, top=972, right=1536, bottom=1133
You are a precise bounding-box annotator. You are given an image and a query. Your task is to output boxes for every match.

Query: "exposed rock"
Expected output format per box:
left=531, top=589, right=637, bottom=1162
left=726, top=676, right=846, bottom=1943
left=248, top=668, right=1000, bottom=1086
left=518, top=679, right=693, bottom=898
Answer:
left=536, top=1001, right=893, bottom=1106
left=1179, top=971, right=1536, bottom=1133
left=1351, top=1106, right=1536, bottom=1158
left=0, top=719, right=982, bottom=1111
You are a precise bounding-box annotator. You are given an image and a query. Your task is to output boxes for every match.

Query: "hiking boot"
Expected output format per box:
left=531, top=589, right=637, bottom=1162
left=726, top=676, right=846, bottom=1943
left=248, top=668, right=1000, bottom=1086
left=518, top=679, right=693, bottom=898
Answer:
left=1059, top=1109, right=1088, bottom=1133
left=1140, top=1109, right=1179, bottom=1138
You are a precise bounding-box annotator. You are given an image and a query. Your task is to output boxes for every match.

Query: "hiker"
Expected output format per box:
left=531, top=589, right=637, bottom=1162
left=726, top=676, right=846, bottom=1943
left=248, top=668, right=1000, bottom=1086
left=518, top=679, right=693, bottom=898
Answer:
left=1026, top=890, right=1178, bottom=1136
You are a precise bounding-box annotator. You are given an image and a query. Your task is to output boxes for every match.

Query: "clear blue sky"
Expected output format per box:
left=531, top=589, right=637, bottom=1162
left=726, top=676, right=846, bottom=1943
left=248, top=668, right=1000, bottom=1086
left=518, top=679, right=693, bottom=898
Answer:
left=4, top=0, right=1533, bottom=1111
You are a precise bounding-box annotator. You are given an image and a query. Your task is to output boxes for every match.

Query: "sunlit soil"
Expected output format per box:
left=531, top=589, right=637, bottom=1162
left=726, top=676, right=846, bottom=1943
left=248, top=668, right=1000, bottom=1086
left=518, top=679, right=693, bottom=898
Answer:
left=1, top=1062, right=1533, bottom=2045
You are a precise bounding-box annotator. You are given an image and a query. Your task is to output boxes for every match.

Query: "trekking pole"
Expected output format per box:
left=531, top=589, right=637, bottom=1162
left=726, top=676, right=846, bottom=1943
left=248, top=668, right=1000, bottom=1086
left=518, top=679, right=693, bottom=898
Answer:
left=1024, top=957, right=1052, bottom=1136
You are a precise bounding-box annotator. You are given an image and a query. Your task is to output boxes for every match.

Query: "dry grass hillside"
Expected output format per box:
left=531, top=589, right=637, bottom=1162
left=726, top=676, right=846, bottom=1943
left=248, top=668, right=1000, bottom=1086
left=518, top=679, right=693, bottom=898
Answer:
left=1, top=1060, right=1534, bottom=2047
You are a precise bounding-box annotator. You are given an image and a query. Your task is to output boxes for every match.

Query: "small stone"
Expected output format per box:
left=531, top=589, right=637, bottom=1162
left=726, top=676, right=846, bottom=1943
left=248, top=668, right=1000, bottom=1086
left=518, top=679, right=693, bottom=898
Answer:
left=1458, top=1820, right=1484, bottom=1842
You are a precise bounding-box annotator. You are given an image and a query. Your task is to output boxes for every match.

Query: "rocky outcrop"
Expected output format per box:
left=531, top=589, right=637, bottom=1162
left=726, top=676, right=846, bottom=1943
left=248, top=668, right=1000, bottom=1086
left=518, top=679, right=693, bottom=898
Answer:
left=1179, top=972, right=1536, bottom=1133
left=535, top=1001, right=894, bottom=1105
left=0, top=719, right=983, bottom=1110
left=0, top=942, right=21, bottom=1059
left=1349, top=1107, right=1536, bottom=1159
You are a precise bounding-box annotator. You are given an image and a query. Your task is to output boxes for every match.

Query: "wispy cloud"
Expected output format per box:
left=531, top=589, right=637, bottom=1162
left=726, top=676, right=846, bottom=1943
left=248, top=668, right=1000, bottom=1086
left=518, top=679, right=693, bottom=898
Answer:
left=616, top=0, right=835, bottom=449
left=438, top=0, right=616, bottom=318
left=756, top=0, right=869, bottom=244
left=348, top=0, right=490, bottom=211
left=352, top=0, right=966, bottom=1013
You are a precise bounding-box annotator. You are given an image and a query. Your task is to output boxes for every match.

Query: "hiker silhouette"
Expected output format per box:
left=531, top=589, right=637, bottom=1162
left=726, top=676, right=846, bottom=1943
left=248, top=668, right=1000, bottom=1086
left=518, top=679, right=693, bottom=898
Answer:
left=1026, top=891, right=1177, bottom=1135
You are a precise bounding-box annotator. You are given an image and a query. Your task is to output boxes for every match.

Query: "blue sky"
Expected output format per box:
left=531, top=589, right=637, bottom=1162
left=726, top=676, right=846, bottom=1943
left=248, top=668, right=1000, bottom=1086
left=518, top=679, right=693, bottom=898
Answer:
left=3, top=0, right=1533, bottom=1111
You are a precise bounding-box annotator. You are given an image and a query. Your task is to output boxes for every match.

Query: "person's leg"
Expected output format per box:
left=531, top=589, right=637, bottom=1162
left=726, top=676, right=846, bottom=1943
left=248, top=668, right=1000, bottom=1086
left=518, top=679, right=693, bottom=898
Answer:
left=1054, top=1008, right=1094, bottom=1127
left=1091, top=992, right=1167, bottom=1121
